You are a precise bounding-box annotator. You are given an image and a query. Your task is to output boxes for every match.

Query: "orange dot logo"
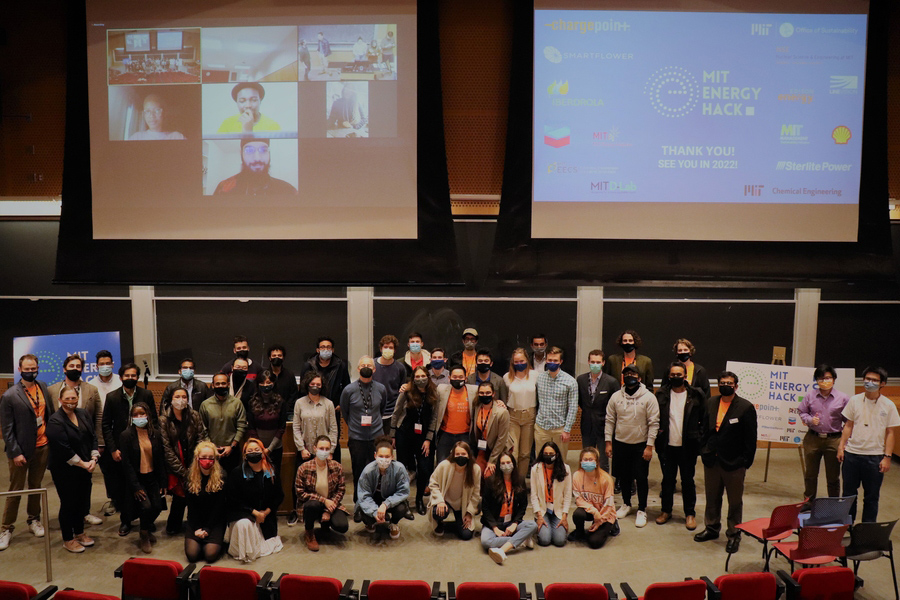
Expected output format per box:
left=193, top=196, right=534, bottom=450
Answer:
left=832, top=125, right=851, bottom=144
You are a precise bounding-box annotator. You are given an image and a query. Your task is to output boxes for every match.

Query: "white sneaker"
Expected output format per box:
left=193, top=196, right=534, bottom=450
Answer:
left=84, top=514, right=103, bottom=526
left=489, top=547, right=507, bottom=565
left=0, top=529, right=10, bottom=550
left=616, top=505, right=632, bottom=519
left=525, top=536, right=534, bottom=549
left=635, top=511, right=648, bottom=528
left=29, top=520, right=45, bottom=538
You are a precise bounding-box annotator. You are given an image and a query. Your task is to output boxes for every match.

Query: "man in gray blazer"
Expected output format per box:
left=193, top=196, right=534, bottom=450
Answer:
left=0, top=354, right=56, bottom=550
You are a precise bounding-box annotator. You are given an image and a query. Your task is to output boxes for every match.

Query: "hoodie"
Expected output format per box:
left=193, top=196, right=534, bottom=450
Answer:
left=604, top=383, right=660, bottom=446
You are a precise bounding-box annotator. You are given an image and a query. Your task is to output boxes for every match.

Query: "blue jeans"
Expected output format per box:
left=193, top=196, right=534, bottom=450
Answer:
left=842, top=452, right=884, bottom=523
left=480, top=520, right=537, bottom=550
left=536, top=509, right=567, bottom=547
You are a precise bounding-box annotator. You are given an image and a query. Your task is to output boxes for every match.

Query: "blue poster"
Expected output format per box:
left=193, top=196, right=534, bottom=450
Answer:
left=12, top=331, right=122, bottom=385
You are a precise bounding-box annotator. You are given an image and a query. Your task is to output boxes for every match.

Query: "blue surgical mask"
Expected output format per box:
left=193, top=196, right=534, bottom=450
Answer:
left=581, top=461, right=597, bottom=472
left=98, top=365, right=113, bottom=377
left=546, top=363, right=560, bottom=372
left=514, top=363, right=527, bottom=372
left=864, top=381, right=880, bottom=392
left=181, top=368, right=194, bottom=380
left=409, top=343, right=422, bottom=353
left=589, top=363, right=603, bottom=374
left=431, top=359, right=445, bottom=370
left=132, top=417, right=149, bottom=428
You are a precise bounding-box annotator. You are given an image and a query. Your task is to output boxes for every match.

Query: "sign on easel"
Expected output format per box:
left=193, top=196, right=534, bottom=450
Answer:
left=725, top=361, right=855, bottom=443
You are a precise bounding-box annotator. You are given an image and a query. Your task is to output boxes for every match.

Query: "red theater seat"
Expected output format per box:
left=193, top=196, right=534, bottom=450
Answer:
left=451, top=582, right=522, bottom=600
left=115, top=557, right=194, bottom=600
left=538, top=582, right=614, bottom=600
left=362, top=579, right=435, bottom=600
left=0, top=581, right=57, bottom=600
left=277, top=574, right=352, bottom=600
left=621, top=579, right=706, bottom=600
left=777, top=566, right=859, bottom=600
left=704, top=572, right=782, bottom=600
left=56, top=591, right=119, bottom=600
left=193, top=565, right=273, bottom=600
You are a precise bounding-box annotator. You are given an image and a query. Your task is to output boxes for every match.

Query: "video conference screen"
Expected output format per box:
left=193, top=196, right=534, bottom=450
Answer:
left=532, top=2, right=869, bottom=241
left=86, top=1, right=417, bottom=240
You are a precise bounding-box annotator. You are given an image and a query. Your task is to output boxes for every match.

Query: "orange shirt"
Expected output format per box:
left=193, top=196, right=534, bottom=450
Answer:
left=410, top=355, right=424, bottom=369
left=442, top=388, right=471, bottom=434
left=620, top=357, right=637, bottom=386
left=476, top=405, right=492, bottom=439
left=544, top=465, right=555, bottom=505
left=461, top=353, right=477, bottom=378
left=716, top=399, right=732, bottom=431
left=499, top=479, right=513, bottom=518
left=25, top=385, right=48, bottom=448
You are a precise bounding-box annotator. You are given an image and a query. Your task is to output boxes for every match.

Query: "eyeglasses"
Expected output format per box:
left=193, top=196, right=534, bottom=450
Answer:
left=243, top=146, right=269, bottom=156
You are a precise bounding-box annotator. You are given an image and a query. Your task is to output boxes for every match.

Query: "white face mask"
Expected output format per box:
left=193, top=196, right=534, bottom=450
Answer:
left=376, top=457, right=392, bottom=469
left=381, top=348, right=395, bottom=360
left=316, top=449, right=331, bottom=461
left=172, top=397, right=188, bottom=411
left=499, top=463, right=514, bottom=474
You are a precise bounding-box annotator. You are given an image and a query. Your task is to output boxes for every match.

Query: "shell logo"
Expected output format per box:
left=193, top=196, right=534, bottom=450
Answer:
left=832, top=125, right=851, bottom=144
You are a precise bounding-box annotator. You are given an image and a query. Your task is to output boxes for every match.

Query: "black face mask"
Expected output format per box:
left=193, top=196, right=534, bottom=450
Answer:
left=246, top=452, right=263, bottom=464
left=359, top=367, right=373, bottom=378
left=214, top=386, right=229, bottom=397
left=454, top=456, right=469, bottom=467
left=65, top=369, right=82, bottom=381
left=259, top=384, right=275, bottom=395
left=669, top=377, right=685, bottom=388
left=476, top=363, right=491, bottom=374
left=620, top=343, right=635, bottom=353
left=123, top=378, right=138, bottom=390
left=478, top=394, right=493, bottom=404
left=232, top=372, right=247, bottom=388
left=270, top=357, right=283, bottom=367
left=719, top=385, right=735, bottom=397
left=20, top=371, right=38, bottom=383
left=676, top=352, right=691, bottom=362
left=542, top=454, right=556, bottom=465
left=450, top=380, right=465, bottom=390
left=236, top=350, right=249, bottom=359
left=624, top=376, right=639, bottom=388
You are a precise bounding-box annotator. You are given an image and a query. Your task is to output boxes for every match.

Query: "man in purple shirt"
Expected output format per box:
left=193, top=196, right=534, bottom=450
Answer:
left=798, top=364, right=849, bottom=501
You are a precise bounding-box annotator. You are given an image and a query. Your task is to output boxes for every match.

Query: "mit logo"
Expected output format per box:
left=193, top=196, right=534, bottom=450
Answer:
left=744, top=184, right=764, bottom=197
left=751, top=24, right=773, bottom=35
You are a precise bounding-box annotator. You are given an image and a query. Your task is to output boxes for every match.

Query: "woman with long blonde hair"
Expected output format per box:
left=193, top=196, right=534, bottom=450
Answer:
left=504, top=347, right=539, bottom=479
left=184, top=441, right=226, bottom=563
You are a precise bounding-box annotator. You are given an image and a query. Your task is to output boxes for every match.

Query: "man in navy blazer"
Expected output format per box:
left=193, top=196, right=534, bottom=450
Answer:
left=576, top=349, right=620, bottom=473
left=0, top=354, right=56, bottom=550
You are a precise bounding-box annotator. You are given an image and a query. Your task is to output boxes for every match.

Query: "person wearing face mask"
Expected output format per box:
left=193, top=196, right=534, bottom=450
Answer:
left=159, top=388, right=208, bottom=535
left=119, top=403, right=167, bottom=554
left=603, top=330, right=655, bottom=393
left=450, top=328, right=480, bottom=378
left=576, top=350, right=620, bottom=474
left=467, top=349, right=509, bottom=405
left=48, top=355, right=104, bottom=527
left=245, top=370, right=288, bottom=473
left=432, top=366, right=478, bottom=463
left=229, top=357, right=256, bottom=412
left=356, top=436, right=411, bottom=538
left=797, top=364, right=849, bottom=504
left=199, top=373, right=248, bottom=476
left=101, top=363, right=157, bottom=537
left=839, top=366, right=899, bottom=523
left=428, top=441, right=481, bottom=540
left=504, top=348, right=539, bottom=480
left=295, top=436, right=349, bottom=551
left=654, top=362, right=705, bottom=529
left=530, top=335, right=549, bottom=373
left=661, top=339, right=710, bottom=399
left=341, top=356, right=387, bottom=504
left=225, top=438, right=284, bottom=562
left=374, top=334, right=409, bottom=419
left=534, top=347, right=579, bottom=460
left=184, top=441, right=227, bottom=563
left=531, top=441, right=571, bottom=547
left=605, top=364, right=659, bottom=528
left=569, top=447, right=617, bottom=549
left=47, top=386, right=99, bottom=553
left=266, top=345, right=298, bottom=406
left=404, top=333, right=431, bottom=370
left=85, top=350, right=120, bottom=517
left=390, top=366, right=438, bottom=514
left=220, top=335, right=262, bottom=381
left=428, top=348, right=451, bottom=385
left=471, top=382, right=510, bottom=477
left=480, top=451, right=536, bottom=564
left=299, top=336, right=351, bottom=465
left=695, top=371, right=757, bottom=553
left=161, top=358, right=209, bottom=411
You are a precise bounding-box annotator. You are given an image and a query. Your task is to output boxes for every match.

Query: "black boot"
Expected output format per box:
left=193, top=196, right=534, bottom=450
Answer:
left=416, top=498, right=427, bottom=516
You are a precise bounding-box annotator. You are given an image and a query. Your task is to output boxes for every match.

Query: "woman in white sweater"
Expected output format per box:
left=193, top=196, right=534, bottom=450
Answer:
left=427, top=441, right=481, bottom=540
left=530, top=441, right=572, bottom=547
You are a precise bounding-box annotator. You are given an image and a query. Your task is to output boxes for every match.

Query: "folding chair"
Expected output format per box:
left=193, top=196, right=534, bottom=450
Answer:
left=797, top=496, right=855, bottom=528
left=769, top=525, right=849, bottom=572
left=728, top=501, right=805, bottom=571
left=845, top=519, right=899, bottom=600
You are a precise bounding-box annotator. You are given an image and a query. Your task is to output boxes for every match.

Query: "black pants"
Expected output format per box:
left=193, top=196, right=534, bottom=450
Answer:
left=436, top=432, right=470, bottom=464
left=432, top=506, right=474, bottom=540
left=291, top=453, right=314, bottom=514
left=580, top=415, right=609, bottom=473
left=703, top=463, right=746, bottom=539
left=98, top=448, right=116, bottom=500
left=361, top=501, right=408, bottom=527
left=572, top=508, right=614, bottom=549
left=51, top=466, right=91, bottom=541
left=396, top=426, right=434, bottom=502
left=333, top=418, right=342, bottom=463
left=612, top=440, right=650, bottom=511
left=167, top=493, right=187, bottom=531
left=302, top=500, right=349, bottom=533
left=348, top=438, right=375, bottom=503
left=659, top=445, right=698, bottom=516
left=219, top=450, right=241, bottom=477
left=136, top=473, right=165, bottom=531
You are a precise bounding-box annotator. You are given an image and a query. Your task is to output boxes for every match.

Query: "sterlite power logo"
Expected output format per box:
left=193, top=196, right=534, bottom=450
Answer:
left=775, top=161, right=852, bottom=172
left=543, top=126, right=570, bottom=148
left=743, top=184, right=764, bottom=197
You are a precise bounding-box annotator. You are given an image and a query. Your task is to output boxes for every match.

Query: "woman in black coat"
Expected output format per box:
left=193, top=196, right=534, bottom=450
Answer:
left=47, top=387, right=99, bottom=553
left=225, top=437, right=284, bottom=562
left=184, top=440, right=227, bottom=563
left=159, top=388, right=207, bottom=534
left=119, top=401, right=167, bottom=554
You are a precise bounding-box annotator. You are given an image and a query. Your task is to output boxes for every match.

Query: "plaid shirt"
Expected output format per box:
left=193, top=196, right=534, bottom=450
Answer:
left=535, top=370, right=578, bottom=432
left=295, top=458, right=347, bottom=512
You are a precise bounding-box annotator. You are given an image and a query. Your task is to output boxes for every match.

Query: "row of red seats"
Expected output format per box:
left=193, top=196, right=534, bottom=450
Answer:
left=0, top=560, right=872, bottom=600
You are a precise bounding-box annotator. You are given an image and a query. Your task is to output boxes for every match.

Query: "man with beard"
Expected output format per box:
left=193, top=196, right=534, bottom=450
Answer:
left=213, top=138, right=298, bottom=195
left=217, top=82, right=281, bottom=133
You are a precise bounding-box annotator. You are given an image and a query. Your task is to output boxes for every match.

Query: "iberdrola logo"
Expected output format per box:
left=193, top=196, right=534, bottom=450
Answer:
left=548, top=81, right=569, bottom=96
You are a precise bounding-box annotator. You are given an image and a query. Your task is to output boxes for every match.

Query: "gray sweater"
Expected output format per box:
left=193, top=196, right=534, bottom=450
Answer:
left=605, top=383, right=660, bottom=445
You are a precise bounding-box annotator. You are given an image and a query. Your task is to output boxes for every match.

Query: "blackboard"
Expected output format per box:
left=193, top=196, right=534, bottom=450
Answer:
left=156, top=299, right=348, bottom=375
left=816, top=304, right=900, bottom=375
left=373, top=299, right=578, bottom=375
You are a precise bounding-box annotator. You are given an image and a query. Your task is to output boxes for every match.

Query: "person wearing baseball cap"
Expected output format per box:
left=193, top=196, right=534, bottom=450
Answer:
left=450, top=328, right=479, bottom=378
left=217, top=82, right=282, bottom=134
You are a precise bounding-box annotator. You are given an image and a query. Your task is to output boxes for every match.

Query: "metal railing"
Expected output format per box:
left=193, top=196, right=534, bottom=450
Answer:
left=0, top=487, right=52, bottom=581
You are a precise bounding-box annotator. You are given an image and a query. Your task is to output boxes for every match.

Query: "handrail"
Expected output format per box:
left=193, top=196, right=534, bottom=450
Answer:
left=0, top=487, right=52, bottom=581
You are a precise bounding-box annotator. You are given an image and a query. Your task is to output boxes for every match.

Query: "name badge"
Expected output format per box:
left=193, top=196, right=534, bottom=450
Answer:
left=414, top=423, right=423, bottom=434
left=729, top=418, right=739, bottom=425
left=361, top=415, right=373, bottom=426
left=36, top=416, right=43, bottom=427
left=503, top=514, right=512, bottom=523
left=478, top=439, right=488, bottom=450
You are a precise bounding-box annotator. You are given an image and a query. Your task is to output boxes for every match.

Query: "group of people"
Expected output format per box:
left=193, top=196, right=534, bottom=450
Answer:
left=1, top=329, right=896, bottom=568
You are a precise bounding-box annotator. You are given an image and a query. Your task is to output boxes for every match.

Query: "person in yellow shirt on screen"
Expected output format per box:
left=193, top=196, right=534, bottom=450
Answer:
left=218, top=82, right=281, bottom=134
